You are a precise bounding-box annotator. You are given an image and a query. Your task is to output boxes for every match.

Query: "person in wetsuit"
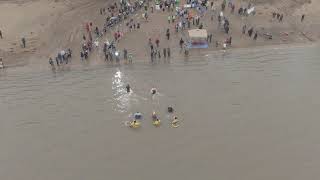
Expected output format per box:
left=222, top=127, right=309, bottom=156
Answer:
left=126, top=84, right=131, bottom=93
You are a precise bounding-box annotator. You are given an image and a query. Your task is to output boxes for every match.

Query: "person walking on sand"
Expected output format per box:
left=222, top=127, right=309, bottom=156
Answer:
left=0, top=30, right=2, bottom=39
left=21, top=37, right=26, bottom=48
left=167, top=47, right=171, bottom=58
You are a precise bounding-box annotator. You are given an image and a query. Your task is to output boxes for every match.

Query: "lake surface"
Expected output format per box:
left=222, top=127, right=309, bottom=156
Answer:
left=1, top=44, right=320, bottom=180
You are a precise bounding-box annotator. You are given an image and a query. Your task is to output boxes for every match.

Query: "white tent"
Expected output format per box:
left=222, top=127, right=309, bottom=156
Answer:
left=188, top=29, right=207, bottom=39
left=188, top=29, right=208, bottom=49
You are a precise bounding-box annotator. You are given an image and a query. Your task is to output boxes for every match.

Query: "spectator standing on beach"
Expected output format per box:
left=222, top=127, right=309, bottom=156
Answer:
left=179, top=38, right=184, bottom=51
left=128, top=54, right=133, bottom=63
left=163, top=48, right=167, bottom=58
left=123, top=48, right=128, bottom=60
left=150, top=50, right=154, bottom=61
left=21, top=37, right=26, bottom=48
left=209, top=34, right=213, bottom=43
left=167, top=47, right=171, bottom=57
left=0, top=30, right=2, bottom=39
left=104, top=52, right=109, bottom=61
left=253, top=32, right=258, bottom=40
left=49, top=57, right=54, bottom=68
left=80, top=51, right=85, bottom=61
left=155, top=39, right=160, bottom=47
left=248, top=27, right=253, bottom=37
left=166, top=29, right=170, bottom=40
left=231, top=4, right=235, bottom=13
left=55, top=57, right=59, bottom=66
left=242, top=25, right=247, bottom=34
left=0, top=58, right=4, bottom=69
left=301, top=14, right=305, bottom=22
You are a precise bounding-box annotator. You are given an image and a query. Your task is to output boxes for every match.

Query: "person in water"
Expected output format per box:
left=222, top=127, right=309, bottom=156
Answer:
left=126, top=84, right=131, bottom=93
left=172, top=116, right=179, bottom=126
left=152, top=112, right=160, bottom=125
left=134, top=112, right=142, bottom=119
left=152, top=111, right=158, bottom=121
left=151, top=88, right=157, bottom=95
left=168, top=106, right=174, bottom=113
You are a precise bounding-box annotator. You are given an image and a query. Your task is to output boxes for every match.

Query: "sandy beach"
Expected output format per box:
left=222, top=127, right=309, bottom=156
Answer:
left=0, top=0, right=319, bottom=68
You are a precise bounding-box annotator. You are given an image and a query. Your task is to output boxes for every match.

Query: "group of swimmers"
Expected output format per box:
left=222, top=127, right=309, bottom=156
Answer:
left=125, top=84, right=180, bottom=128
left=129, top=108, right=179, bottom=128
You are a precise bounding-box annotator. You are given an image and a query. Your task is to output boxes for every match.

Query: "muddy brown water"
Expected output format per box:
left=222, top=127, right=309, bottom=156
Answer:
left=1, top=44, right=320, bottom=180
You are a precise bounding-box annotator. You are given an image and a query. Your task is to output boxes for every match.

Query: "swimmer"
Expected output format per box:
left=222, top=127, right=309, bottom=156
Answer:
left=152, top=111, right=158, bottom=121
left=168, top=106, right=174, bottom=113
left=171, top=116, right=179, bottom=127
left=151, top=88, right=157, bottom=95
left=126, top=84, right=131, bottom=93
left=134, top=112, right=142, bottom=120
left=173, top=116, right=178, bottom=121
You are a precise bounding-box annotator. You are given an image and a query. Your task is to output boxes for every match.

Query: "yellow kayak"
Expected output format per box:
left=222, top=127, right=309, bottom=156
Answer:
left=171, top=119, right=180, bottom=128
left=153, top=119, right=161, bottom=127
left=129, top=121, right=141, bottom=128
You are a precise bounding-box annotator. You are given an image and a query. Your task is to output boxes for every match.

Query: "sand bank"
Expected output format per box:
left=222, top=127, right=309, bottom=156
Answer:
left=0, top=0, right=319, bottom=67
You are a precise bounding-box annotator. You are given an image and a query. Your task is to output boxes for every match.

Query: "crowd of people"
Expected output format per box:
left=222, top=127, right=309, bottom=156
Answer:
left=49, top=49, right=72, bottom=69
left=43, top=0, right=309, bottom=69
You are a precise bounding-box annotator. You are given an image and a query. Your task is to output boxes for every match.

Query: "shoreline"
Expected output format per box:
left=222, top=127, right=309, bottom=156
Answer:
left=1, top=42, right=317, bottom=75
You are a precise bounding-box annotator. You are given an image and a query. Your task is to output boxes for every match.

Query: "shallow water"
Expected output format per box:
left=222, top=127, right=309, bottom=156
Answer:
left=1, top=44, right=320, bottom=180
